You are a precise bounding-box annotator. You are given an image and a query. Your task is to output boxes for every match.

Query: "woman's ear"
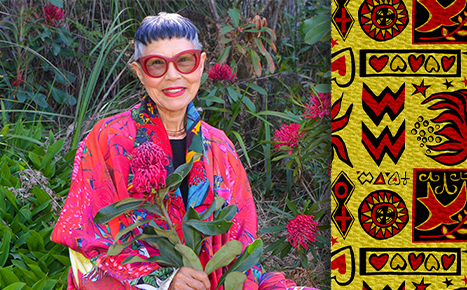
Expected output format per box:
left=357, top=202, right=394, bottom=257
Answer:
left=132, top=61, right=145, bottom=85
left=199, top=52, right=207, bottom=72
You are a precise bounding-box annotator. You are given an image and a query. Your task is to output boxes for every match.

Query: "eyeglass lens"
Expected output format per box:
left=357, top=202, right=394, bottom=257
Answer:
left=146, top=52, right=197, bottom=77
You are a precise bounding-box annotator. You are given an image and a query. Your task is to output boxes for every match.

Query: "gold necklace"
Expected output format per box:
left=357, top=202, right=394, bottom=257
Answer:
left=166, top=127, right=186, bottom=138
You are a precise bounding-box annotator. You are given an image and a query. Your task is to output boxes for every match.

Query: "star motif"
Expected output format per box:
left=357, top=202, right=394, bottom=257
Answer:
left=331, top=37, right=339, bottom=47
left=413, top=278, right=431, bottom=290
left=412, top=80, right=430, bottom=97
left=443, top=79, right=453, bottom=89
left=462, top=275, right=467, bottom=285
left=442, top=278, right=453, bottom=288
left=462, top=77, right=467, bottom=87
left=331, top=236, right=338, bottom=246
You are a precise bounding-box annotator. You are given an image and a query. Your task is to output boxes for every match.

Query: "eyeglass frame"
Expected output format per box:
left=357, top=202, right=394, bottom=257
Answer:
left=137, top=49, right=202, bottom=78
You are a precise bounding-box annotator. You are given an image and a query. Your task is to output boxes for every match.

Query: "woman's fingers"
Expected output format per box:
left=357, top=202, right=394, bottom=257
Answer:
left=170, top=267, right=211, bottom=290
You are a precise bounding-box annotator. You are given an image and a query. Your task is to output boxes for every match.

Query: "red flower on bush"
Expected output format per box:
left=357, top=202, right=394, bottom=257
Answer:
left=44, top=3, right=66, bottom=26
left=273, top=123, right=303, bottom=154
left=13, top=73, right=23, bottom=87
left=208, top=63, right=236, bottom=81
left=286, top=214, right=318, bottom=249
left=304, top=92, right=331, bottom=120
left=131, top=142, right=169, bottom=195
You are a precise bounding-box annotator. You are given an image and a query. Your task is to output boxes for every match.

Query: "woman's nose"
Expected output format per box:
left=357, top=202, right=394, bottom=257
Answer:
left=165, top=62, right=181, bottom=80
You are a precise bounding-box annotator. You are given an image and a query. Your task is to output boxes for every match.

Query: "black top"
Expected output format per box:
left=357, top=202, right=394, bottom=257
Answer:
left=170, top=137, right=189, bottom=208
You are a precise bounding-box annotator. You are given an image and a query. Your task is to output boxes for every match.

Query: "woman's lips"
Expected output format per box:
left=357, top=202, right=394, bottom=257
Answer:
left=162, top=87, right=186, bottom=97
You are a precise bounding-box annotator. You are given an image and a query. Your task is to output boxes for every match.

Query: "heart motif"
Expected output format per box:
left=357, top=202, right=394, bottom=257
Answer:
left=425, top=253, right=440, bottom=271
left=369, top=55, right=389, bottom=72
left=408, top=55, right=425, bottom=72
left=425, top=56, right=440, bottom=72
left=369, top=253, right=389, bottom=271
left=332, top=56, right=347, bottom=76
left=331, top=253, right=347, bottom=274
left=441, top=254, right=455, bottom=270
left=408, top=253, right=425, bottom=270
left=390, top=56, right=407, bottom=72
left=441, top=56, right=455, bottom=72
left=390, top=253, right=407, bottom=270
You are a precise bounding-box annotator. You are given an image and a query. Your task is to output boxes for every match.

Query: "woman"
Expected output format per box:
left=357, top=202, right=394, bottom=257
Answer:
left=52, top=12, right=319, bottom=290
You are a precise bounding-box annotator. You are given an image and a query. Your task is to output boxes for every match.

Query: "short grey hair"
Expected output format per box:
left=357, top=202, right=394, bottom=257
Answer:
left=134, top=12, right=202, bottom=61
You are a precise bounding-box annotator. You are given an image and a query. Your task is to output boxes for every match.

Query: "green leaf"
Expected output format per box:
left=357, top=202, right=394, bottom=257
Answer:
left=253, top=38, right=266, bottom=55
left=249, top=84, right=267, bottom=95
left=48, top=0, right=63, bottom=8
left=225, top=271, right=247, bottom=290
left=28, top=151, right=42, bottom=169
left=199, top=197, right=225, bottom=220
left=304, top=19, right=330, bottom=45
left=248, top=48, right=262, bottom=76
left=3, top=282, right=26, bottom=290
left=220, top=38, right=232, bottom=44
left=229, top=131, right=252, bottom=167
left=183, top=207, right=202, bottom=255
left=264, top=50, right=275, bottom=73
left=0, top=229, right=11, bottom=267
left=145, top=237, right=183, bottom=267
left=315, top=84, right=331, bottom=93
left=228, top=8, right=240, bottom=28
left=263, top=236, right=287, bottom=252
left=94, top=198, right=146, bottom=224
left=279, top=243, right=292, bottom=259
left=31, top=276, right=47, bottom=290
left=240, top=95, right=256, bottom=113
left=226, top=86, right=239, bottom=102
left=215, top=204, right=237, bottom=222
left=174, top=244, right=203, bottom=271
left=0, top=267, right=20, bottom=285
left=204, top=240, right=243, bottom=275
left=107, top=244, right=126, bottom=256
left=218, top=46, right=232, bottom=64
left=259, top=224, right=286, bottom=233
left=301, top=14, right=330, bottom=33
left=285, top=199, right=300, bottom=215
left=185, top=220, right=233, bottom=236
left=25, top=230, right=45, bottom=252
left=41, top=138, right=65, bottom=169
left=233, top=239, right=263, bottom=272
left=221, top=26, right=235, bottom=34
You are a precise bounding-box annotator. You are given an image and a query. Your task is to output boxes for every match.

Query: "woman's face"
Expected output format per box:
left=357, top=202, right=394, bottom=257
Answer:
left=132, top=38, right=206, bottom=116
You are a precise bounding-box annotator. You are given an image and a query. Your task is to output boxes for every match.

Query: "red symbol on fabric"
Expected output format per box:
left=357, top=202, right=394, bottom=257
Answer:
left=416, top=183, right=467, bottom=231
left=362, top=83, right=405, bottom=126
left=442, top=254, right=456, bottom=270
left=415, top=0, right=467, bottom=32
left=331, top=253, right=347, bottom=274
left=413, top=278, right=431, bottom=290
left=442, top=56, right=455, bottom=72
left=362, top=122, right=405, bottom=166
left=408, top=253, right=425, bottom=270
left=332, top=56, right=347, bottom=76
left=412, top=80, right=430, bottom=97
left=357, top=171, right=361, bottom=174
left=335, top=205, right=352, bottom=231
left=369, top=253, right=389, bottom=270
left=331, top=236, right=339, bottom=246
left=408, top=54, right=425, bottom=72
left=461, top=77, right=467, bottom=87
left=335, top=8, right=352, bottom=33
left=374, top=172, right=386, bottom=184
left=462, top=275, right=467, bottom=285
left=331, top=37, right=339, bottom=47
left=388, top=172, right=400, bottom=185
left=369, top=55, right=389, bottom=72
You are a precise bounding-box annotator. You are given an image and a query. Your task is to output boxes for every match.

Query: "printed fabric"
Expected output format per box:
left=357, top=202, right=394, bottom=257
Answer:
left=52, top=96, right=319, bottom=290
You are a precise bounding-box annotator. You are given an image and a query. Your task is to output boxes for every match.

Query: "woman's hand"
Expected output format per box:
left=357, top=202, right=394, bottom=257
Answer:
left=169, top=266, right=211, bottom=290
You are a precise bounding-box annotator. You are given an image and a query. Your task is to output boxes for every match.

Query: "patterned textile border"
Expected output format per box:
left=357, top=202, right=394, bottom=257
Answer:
left=331, top=0, right=467, bottom=289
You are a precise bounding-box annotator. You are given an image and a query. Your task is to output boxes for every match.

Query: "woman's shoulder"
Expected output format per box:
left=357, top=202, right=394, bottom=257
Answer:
left=200, top=121, right=236, bottom=152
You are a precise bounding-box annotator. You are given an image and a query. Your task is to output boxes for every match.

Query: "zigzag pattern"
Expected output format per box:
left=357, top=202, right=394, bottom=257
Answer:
left=362, top=83, right=405, bottom=126
left=362, top=281, right=405, bottom=290
left=362, top=121, right=405, bottom=166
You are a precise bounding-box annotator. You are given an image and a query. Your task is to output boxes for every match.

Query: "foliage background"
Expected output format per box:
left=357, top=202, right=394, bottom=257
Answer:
left=0, top=0, right=331, bottom=289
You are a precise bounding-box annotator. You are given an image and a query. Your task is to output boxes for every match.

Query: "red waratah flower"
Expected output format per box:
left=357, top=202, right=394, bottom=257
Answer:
left=43, top=4, right=66, bottom=26
left=304, top=92, right=331, bottom=120
left=286, top=214, right=319, bottom=249
left=13, top=73, right=23, bottom=87
left=208, top=63, right=236, bottom=81
left=273, top=123, right=303, bottom=154
left=130, top=142, right=169, bottom=195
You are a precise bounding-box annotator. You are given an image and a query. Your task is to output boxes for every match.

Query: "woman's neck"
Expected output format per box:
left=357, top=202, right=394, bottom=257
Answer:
left=158, top=109, right=187, bottom=139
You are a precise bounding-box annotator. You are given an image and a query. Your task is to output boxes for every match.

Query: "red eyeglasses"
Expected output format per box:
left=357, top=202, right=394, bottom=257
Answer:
left=138, top=49, right=202, bottom=78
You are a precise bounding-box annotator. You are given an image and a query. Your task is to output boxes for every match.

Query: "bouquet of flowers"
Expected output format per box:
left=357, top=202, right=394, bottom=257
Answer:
left=93, top=141, right=262, bottom=290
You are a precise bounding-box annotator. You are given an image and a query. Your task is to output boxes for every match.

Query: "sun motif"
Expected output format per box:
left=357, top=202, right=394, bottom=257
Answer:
left=359, top=190, right=408, bottom=239
left=359, top=0, right=409, bottom=41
